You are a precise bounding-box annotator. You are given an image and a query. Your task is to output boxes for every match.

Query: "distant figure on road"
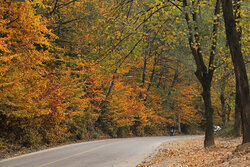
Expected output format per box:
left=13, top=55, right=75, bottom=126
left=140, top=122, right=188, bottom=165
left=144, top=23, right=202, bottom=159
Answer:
left=170, top=126, right=175, bottom=136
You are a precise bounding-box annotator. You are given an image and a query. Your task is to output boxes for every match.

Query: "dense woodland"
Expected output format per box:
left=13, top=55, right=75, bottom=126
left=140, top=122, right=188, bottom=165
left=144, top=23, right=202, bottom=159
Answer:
left=0, top=0, right=249, bottom=148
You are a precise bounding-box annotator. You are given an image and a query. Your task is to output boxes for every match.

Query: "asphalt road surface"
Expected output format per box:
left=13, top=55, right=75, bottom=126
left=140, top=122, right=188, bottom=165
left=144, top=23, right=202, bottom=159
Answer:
left=0, top=135, right=203, bottom=167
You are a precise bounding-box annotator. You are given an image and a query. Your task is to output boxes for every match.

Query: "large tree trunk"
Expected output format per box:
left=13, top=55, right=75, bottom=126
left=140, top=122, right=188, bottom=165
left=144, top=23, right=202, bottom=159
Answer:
left=234, top=80, right=241, bottom=137
left=222, top=0, right=250, bottom=143
left=202, top=84, right=215, bottom=147
left=232, top=0, right=242, bottom=138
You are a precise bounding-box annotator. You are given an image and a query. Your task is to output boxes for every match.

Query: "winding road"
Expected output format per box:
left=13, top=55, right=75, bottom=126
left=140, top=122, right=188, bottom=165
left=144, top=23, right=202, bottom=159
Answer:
left=0, top=135, right=203, bottom=167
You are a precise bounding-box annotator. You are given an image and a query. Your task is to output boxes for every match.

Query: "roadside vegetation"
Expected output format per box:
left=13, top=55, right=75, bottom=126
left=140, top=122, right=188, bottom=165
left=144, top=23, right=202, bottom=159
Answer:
left=0, top=0, right=249, bottom=154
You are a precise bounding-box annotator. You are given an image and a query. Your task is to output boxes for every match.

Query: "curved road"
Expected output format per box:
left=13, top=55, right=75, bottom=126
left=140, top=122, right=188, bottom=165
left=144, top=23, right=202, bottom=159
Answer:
left=0, top=136, right=203, bottom=167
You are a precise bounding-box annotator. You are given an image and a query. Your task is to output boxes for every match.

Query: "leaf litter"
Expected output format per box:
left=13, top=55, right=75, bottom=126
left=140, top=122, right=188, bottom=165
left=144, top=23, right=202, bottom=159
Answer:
left=138, top=137, right=249, bottom=167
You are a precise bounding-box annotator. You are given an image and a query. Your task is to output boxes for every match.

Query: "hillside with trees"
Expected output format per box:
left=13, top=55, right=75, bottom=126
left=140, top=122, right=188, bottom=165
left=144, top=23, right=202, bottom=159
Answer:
left=0, top=0, right=249, bottom=149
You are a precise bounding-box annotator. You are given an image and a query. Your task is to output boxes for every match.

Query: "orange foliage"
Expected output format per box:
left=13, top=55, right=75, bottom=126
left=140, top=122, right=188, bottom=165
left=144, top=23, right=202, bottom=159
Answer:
left=172, top=83, right=202, bottom=125
left=0, top=0, right=209, bottom=147
left=104, top=74, right=166, bottom=136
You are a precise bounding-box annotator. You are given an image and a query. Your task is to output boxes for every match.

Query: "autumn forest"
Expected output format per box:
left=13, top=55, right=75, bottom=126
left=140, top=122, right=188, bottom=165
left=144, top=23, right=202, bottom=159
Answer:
left=0, top=0, right=249, bottom=149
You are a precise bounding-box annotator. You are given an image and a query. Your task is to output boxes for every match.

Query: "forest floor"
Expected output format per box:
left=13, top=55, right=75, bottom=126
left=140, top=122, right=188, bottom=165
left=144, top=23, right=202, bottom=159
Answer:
left=138, top=137, right=250, bottom=167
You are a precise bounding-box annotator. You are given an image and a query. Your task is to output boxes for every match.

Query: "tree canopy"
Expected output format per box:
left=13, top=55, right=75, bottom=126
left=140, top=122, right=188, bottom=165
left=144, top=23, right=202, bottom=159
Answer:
left=0, top=0, right=249, bottom=147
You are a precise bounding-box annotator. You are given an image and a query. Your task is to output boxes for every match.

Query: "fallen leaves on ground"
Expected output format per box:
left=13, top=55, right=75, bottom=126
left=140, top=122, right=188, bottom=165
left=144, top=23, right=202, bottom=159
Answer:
left=138, top=137, right=249, bottom=167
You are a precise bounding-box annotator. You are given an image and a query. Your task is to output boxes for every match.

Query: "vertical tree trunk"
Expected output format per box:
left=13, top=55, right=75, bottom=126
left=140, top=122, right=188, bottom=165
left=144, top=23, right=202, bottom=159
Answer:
left=202, top=85, right=215, bottom=147
left=142, top=45, right=148, bottom=88
left=144, top=53, right=158, bottom=101
left=232, top=0, right=242, bottom=138
left=167, top=69, right=179, bottom=97
left=106, top=69, right=117, bottom=98
left=142, top=54, right=147, bottom=88
left=156, top=71, right=163, bottom=88
left=234, top=80, right=241, bottom=137
left=177, top=111, right=181, bottom=133
left=227, top=102, right=231, bottom=123
left=222, top=0, right=250, bottom=143
left=220, top=82, right=226, bottom=126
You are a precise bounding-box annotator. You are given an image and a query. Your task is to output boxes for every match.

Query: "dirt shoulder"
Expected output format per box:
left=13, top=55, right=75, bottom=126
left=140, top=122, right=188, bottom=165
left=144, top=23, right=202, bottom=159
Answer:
left=0, top=137, right=110, bottom=160
left=138, top=137, right=249, bottom=167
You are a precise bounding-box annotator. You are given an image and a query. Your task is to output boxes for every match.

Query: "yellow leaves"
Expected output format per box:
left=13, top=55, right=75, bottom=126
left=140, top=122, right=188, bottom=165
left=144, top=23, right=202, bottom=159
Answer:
left=0, top=0, right=53, bottom=67
left=155, top=0, right=164, bottom=8
left=199, top=1, right=206, bottom=7
left=0, top=0, right=91, bottom=143
left=0, top=54, right=19, bottom=62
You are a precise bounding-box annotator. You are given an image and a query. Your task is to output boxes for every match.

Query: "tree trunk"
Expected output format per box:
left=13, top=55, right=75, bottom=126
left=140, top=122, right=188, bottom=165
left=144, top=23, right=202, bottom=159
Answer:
left=232, top=0, right=242, bottom=138
left=227, top=102, right=231, bottom=123
left=234, top=80, right=241, bottom=137
left=106, top=69, right=117, bottom=98
left=142, top=47, right=148, bottom=88
left=144, top=53, right=158, bottom=101
left=222, top=0, right=250, bottom=143
left=156, top=71, right=163, bottom=88
left=167, top=69, right=179, bottom=97
left=177, top=111, right=181, bottom=133
left=220, top=82, right=226, bottom=126
left=202, top=84, right=215, bottom=147
left=142, top=57, right=147, bottom=88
